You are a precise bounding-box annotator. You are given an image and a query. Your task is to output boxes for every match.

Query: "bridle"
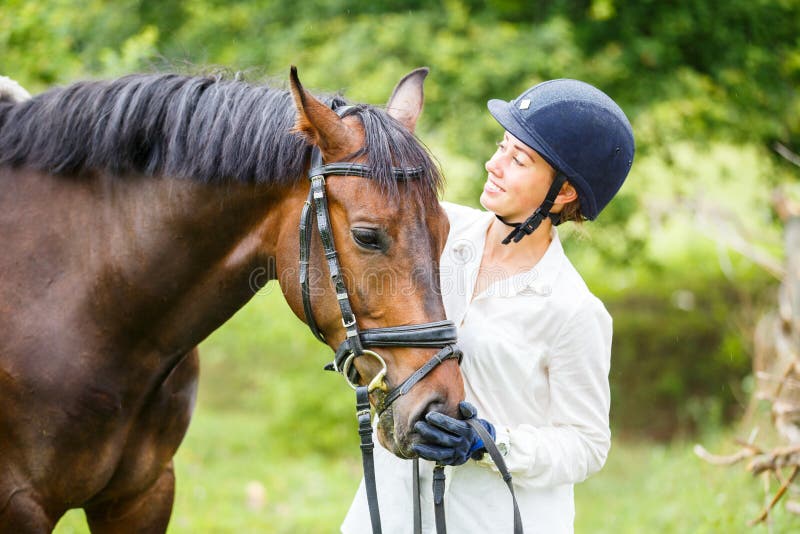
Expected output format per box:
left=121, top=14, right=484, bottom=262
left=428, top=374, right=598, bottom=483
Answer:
left=298, top=106, right=462, bottom=414
left=298, top=105, right=521, bottom=534
left=298, top=105, right=461, bottom=533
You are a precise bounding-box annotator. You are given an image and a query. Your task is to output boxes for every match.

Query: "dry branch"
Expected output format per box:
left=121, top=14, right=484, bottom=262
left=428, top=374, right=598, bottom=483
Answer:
left=773, top=142, right=800, bottom=169
left=696, top=188, right=800, bottom=527
left=693, top=443, right=759, bottom=465
left=747, top=445, right=800, bottom=475
left=749, top=466, right=800, bottom=526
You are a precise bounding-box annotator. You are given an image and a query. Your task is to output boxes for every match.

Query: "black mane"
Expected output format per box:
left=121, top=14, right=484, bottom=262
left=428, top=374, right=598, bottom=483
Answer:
left=0, top=73, right=442, bottom=202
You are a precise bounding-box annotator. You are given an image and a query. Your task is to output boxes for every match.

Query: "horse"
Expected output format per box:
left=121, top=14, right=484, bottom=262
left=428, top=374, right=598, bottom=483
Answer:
left=0, top=67, right=465, bottom=533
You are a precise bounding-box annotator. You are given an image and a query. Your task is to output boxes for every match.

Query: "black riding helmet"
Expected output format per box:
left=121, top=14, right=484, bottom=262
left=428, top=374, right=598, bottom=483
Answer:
left=487, top=79, right=635, bottom=244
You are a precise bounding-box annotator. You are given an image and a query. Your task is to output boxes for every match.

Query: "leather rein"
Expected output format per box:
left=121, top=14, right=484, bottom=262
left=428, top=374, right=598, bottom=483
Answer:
left=298, top=105, right=521, bottom=534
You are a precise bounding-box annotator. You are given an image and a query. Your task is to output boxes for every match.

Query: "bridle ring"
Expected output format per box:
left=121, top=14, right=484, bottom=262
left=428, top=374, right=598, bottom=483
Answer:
left=338, top=349, right=389, bottom=393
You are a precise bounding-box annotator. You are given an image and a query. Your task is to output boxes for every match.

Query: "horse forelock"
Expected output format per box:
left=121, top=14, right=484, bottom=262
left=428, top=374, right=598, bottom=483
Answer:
left=341, top=105, right=443, bottom=209
left=0, top=73, right=443, bottom=206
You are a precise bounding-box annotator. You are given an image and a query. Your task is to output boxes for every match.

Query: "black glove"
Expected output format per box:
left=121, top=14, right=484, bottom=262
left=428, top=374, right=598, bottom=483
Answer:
left=411, top=401, right=496, bottom=466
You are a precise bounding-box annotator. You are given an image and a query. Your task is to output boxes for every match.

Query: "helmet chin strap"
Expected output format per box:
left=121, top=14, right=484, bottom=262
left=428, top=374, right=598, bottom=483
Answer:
left=496, top=173, right=567, bottom=244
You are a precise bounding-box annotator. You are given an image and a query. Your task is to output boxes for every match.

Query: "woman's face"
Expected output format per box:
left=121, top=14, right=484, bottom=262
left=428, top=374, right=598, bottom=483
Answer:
left=480, top=130, right=557, bottom=222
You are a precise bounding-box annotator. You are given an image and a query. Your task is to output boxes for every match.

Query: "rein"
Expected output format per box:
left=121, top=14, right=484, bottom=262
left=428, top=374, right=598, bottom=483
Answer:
left=298, top=106, right=521, bottom=534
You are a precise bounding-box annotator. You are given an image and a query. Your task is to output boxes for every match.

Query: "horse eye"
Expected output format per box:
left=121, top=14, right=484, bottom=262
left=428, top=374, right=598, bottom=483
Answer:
left=351, top=227, right=386, bottom=251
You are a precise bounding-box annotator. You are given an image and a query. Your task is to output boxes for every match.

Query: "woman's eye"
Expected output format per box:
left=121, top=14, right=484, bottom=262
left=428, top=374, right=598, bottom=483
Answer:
left=496, top=141, right=506, bottom=152
left=352, top=228, right=385, bottom=251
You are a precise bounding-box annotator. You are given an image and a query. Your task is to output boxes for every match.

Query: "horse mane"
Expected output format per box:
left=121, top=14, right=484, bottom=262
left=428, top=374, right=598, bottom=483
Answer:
left=0, top=73, right=442, bottom=203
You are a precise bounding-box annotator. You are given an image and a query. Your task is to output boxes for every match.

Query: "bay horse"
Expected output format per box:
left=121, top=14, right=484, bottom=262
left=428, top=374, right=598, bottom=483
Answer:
left=0, top=67, right=464, bottom=532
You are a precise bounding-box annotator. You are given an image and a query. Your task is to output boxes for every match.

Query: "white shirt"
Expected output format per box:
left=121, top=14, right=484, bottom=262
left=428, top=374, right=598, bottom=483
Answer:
left=342, top=202, right=612, bottom=534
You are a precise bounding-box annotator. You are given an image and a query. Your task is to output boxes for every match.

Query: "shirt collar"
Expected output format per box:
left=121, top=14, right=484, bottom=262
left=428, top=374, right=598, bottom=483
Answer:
left=456, top=211, right=565, bottom=299
left=519, top=226, right=565, bottom=297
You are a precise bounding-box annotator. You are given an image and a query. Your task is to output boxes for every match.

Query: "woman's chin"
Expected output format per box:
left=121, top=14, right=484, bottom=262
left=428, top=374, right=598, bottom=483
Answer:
left=479, top=191, right=497, bottom=212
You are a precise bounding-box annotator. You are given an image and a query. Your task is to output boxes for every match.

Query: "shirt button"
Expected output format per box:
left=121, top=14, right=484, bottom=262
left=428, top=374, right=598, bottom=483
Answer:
left=540, top=284, right=552, bottom=296
left=523, top=269, right=539, bottom=288
left=451, top=239, right=475, bottom=264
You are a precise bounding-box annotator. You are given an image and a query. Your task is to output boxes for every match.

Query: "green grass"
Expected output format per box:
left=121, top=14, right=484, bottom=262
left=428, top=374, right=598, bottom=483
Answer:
left=54, top=419, right=800, bottom=533
left=575, top=436, right=800, bottom=533
left=53, top=283, right=800, bottom=532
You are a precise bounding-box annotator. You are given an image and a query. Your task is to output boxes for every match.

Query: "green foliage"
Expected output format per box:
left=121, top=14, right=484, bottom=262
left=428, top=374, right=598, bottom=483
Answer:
left=197, top=283, right=356, bottom=457
left=1, top=1, right=160, bottom=87
left=602, top=267, right=773, bottom=439
left=4, top=1, right=798, bottom=204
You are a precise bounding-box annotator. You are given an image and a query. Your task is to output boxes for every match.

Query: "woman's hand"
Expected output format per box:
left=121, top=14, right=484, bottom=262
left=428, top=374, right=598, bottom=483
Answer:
left=412, top=402, right=496, bottom=465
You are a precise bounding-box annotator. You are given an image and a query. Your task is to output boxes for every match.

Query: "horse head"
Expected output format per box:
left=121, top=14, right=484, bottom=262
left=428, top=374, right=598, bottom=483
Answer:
left=283, top=68, right=465, bottom=458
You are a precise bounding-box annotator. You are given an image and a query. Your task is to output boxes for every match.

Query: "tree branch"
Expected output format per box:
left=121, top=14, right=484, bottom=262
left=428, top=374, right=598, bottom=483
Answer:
left=749, top=465, right=800, bottom=526
left=773, top=142, right=800, bottom=168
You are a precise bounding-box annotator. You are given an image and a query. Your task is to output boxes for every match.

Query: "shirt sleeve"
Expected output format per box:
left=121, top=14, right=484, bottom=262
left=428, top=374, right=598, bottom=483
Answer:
left=477, top=297, right=612, bottom=488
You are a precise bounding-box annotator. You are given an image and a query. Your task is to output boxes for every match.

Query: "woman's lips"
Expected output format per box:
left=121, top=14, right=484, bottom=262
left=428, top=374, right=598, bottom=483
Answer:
left=484, top=177, right=505, bottom=193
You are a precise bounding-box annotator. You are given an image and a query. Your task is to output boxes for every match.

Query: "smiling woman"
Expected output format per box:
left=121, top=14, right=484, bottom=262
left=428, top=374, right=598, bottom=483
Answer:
left=342, top=78, right=635, bottom=534
left=481, top=131, right=580, bottom=239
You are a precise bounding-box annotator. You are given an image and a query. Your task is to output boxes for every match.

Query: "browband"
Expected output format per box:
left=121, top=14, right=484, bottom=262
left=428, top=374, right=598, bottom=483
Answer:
left=309, top=162, right=424, bottom=181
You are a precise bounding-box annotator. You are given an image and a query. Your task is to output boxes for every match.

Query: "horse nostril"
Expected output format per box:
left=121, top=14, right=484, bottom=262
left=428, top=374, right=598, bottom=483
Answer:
left=411, top=395, right=447, bottom=430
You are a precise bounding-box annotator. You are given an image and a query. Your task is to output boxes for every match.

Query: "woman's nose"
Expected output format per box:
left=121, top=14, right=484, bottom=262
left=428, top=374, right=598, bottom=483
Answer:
left=485, top=153, right=502, bottom=177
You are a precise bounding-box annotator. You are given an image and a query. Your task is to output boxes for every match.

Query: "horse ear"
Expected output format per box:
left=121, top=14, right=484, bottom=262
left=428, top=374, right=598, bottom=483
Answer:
left=386, top=67, right=428, bottom=133
left=0, top=75, right=31, bottom=103
left=289, top=66, right=354, bottom=155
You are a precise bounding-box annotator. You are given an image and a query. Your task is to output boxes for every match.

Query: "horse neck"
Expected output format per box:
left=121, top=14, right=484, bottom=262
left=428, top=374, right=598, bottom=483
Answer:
left=7, top=168, right=304, bottom=357
left=101, top=173, right=308, bottom=353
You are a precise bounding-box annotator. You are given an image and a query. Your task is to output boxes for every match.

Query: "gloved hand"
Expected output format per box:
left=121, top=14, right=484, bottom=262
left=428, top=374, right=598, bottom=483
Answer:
left=411, top=401, right=496, bottom=465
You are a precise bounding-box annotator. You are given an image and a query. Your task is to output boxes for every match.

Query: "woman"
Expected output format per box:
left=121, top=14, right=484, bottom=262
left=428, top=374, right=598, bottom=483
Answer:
left=342, top=78, right=635, bottom=533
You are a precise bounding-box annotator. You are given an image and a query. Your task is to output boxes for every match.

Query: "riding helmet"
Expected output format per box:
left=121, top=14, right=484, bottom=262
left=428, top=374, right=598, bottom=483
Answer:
left=487, top=79, right=634, bottom=220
